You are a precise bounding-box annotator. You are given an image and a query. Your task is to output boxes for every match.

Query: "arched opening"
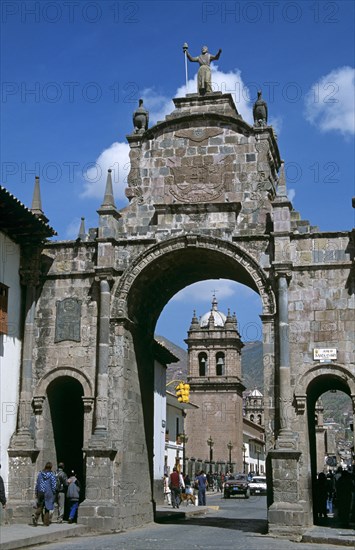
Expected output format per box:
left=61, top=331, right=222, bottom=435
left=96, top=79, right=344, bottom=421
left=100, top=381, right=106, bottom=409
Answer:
left=47, top=377, right=85, bottom=489
left=306, top=372, right=353, bottom=527
left=114, top=237, right=274, bottom=507
left=198, top=352, right=207, bottom=376
left=216, top=352, right=225, bottom=376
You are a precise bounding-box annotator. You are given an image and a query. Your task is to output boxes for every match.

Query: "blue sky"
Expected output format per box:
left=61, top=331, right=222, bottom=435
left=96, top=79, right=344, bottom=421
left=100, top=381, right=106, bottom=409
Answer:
left=1, top=0, right=354, bottom=348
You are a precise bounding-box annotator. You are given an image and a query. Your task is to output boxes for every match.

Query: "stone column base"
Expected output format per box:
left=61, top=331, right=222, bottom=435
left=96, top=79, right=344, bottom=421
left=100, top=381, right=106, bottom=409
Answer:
left=78, top=501, right=117, bottom=531
left=268, top=502, right=305, bottom=540
left=7, top=447, right=40, bottom=524
left=79, top=500, right=154, bottom=531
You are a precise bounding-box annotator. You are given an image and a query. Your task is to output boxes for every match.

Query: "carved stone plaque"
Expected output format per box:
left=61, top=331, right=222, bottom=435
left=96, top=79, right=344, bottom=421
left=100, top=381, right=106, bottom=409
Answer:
left=55, top=298, right=82, bottom=342
left=168, top=155, right=233, bottom=203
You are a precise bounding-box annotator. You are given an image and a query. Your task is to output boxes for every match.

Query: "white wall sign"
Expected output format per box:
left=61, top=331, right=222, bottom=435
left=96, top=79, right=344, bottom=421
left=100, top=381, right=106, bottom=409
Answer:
left=313, top=348, right=337, bottom=361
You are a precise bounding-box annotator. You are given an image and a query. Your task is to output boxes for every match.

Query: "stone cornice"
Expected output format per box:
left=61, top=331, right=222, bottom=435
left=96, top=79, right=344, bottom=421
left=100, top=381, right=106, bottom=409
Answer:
left=292, top=262, right=352, bottom=271
left=291, top=230, right=352, bottom=239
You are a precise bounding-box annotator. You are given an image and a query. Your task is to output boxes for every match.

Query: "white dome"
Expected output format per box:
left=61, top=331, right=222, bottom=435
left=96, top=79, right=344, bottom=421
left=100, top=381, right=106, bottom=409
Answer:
left=249, top=388, right=263, bottom=397
left=200, top=310, right=226, bottom=327
left=199, top=295, right=226, bottom=328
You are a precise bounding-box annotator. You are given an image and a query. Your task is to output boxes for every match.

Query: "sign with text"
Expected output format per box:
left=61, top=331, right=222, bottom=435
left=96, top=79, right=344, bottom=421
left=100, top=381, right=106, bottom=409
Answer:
left=313, top=348, right=337, bottom=361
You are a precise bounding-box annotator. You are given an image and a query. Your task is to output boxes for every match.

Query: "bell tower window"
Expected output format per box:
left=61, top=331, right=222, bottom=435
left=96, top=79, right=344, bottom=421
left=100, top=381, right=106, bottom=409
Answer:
left=198, top=352, right=207, bottom=376
left=216, top=352, right=225, bottom=376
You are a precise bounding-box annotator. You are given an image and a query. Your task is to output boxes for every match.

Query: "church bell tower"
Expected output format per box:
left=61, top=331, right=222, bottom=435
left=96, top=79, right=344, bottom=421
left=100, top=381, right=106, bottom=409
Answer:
left=184, top=296, right=245, bottom=470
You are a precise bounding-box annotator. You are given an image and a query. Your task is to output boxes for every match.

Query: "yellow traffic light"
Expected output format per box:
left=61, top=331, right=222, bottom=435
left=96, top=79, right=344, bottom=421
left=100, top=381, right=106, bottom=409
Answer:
left=183, top=383, right=190, bottom=403
left=175, top=382, right=190, bottom=403
left=175, top=382, right=184, bottom=402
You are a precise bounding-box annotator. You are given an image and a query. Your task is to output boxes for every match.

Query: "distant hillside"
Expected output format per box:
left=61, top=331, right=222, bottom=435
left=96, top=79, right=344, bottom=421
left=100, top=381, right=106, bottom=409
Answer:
left=241, top=341, right=263, bottom=390
left=155, top=335, right=188, bottom=385
left=321, top=391, right=352, bottom=423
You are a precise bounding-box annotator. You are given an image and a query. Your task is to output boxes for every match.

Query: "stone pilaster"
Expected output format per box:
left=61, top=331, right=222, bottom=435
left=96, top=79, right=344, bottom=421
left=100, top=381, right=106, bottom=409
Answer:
left=8, top=253, right=41, bottom=521
left=90, top=276, right=111, bottom=441
left=267, top=450, right=306, bottom=539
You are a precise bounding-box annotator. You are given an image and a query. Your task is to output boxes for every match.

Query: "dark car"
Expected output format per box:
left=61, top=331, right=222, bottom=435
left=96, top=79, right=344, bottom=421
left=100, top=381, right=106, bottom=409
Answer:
left=249, top=475, right=267, bottom=496
left=223, top=474, right=250, bottom=499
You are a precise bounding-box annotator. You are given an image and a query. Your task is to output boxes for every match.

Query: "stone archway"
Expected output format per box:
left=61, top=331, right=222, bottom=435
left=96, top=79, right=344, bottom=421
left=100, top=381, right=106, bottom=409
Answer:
left=109, top=234, right=277, bottom=518
left=294, top=364, right=355, bottom=524
left=113, top=234, right=276, bottom=325
left=7, top=89, right=353, bottom=538
left=33, top=368, right=94, bottom=486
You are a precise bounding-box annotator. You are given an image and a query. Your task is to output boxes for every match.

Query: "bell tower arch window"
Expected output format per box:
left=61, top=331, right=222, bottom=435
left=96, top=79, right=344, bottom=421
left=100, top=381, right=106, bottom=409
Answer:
left=198, top=352, right=207, bottom=376
left=216, top=352, right=225, bottom=376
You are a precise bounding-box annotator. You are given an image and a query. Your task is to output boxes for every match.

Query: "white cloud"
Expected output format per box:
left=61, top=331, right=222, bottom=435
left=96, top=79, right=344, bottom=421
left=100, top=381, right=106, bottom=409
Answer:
left=288, top=188, right=296, bottom=202
left=172, top=279, right=254, bottom=303
left=304, top=66, right=355, bottom=135
left=268, top=115, right=283, bottom=136
left=81, top=141, right=130, bottom=201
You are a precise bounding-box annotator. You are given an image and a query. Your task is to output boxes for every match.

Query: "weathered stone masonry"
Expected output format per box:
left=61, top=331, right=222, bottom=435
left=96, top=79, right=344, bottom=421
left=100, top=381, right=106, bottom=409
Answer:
left=7, top=92, right=354, bottom=537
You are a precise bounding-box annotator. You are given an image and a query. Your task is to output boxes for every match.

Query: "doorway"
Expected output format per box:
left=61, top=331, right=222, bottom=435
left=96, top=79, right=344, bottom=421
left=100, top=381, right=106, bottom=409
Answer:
left=47, top=376, right=85, bottom=488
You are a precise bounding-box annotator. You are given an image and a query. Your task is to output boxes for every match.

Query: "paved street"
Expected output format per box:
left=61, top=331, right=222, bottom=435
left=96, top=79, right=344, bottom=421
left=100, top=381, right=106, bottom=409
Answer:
left=23, top=493, right=349, bottom=550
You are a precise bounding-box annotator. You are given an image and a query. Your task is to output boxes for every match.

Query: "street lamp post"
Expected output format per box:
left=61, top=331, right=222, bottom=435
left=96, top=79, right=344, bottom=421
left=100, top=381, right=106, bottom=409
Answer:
left=227, top=441, right=233, bottom=472
left=207, top=436, right=214, bottom=474
left=256, top=449, right=260, bottom=475
left=242, top=444, right=247, bottom=474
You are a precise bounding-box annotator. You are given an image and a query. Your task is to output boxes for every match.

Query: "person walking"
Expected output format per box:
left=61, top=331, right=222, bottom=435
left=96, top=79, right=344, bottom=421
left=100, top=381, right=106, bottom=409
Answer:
left=326, top=472, right=335, bottom=516
left=315, top=472, right=328, bottom=519
left=169, top=467, right=181, bottom=509
left=55, top=462, right=68, bottom=523
left=0, top=465, right=7, bottom=526
left=163, top=474, right=171, bottom=505
left=196, top=470, right=207, bottom=506
left=33, top=462, right=57, bottom=526
left=336, top=469, right=352, bottom=527
left=66, top=471, right=81, bottom=523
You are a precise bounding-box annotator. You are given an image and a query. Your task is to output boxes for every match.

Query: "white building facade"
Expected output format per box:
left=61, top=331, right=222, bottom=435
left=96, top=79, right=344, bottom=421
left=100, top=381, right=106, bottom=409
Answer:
left=0, top=231, right=21, bottom=485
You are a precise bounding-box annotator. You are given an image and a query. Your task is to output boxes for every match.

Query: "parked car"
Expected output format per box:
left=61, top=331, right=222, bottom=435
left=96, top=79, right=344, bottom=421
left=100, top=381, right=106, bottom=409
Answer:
left=223, top=474, right=250, bottom=498
left=249, top=475, right=267, bottom=495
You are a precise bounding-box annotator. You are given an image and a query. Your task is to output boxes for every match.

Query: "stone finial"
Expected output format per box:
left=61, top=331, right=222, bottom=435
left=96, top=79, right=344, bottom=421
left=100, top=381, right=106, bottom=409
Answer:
left=31, top=176, right=48, bottom=222
left=224, top=308, right=234, bottom=329
left=78, top=217, right=87, bottom=241
left=189, top=309, right=199, bottom=330
left=276, top=161, right=288, bottom=198
left=208, top=310, right=215, bottom=328
left=101, top=169, right=116, bottom=209
left=133, top=99, right=149, bottom=134
left=253, top=90, right=268, bottom=127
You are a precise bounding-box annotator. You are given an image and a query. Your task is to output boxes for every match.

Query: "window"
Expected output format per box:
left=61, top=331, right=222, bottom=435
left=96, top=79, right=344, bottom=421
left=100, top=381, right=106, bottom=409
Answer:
left=0, top=283, right=9, bottom=335
left=216, top=352, right=225, bottom=376
left=198, top=352, right=207, bottom=376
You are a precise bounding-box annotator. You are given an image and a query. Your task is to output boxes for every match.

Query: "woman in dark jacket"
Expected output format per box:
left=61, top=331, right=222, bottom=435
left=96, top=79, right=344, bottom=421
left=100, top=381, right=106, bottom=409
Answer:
left=33, top=462, right=57, bottom=526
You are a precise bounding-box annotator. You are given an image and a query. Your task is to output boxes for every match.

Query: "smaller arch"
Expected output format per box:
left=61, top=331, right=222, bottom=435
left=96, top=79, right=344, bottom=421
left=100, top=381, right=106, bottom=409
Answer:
left=294, top=363, right=355, bottom=414
left=35, top=367, right=93, bottom=398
